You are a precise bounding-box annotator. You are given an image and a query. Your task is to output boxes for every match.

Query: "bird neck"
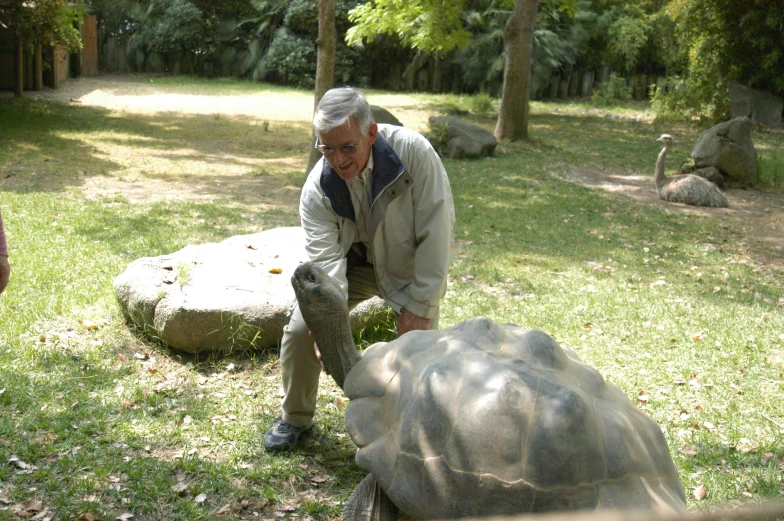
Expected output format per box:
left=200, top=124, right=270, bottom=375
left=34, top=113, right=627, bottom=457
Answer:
left=309, top=312, right=361, bottom=391
left=655, top=144, right=670, bottom=192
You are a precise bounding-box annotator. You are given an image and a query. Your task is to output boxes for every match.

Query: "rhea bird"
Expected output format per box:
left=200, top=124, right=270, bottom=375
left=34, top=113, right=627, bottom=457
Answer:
left=654, top=134, right=728, bottom=208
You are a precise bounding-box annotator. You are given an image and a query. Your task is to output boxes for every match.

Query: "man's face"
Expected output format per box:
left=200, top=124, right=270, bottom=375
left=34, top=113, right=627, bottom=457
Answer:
left=318, top=118, right=377, bottom=181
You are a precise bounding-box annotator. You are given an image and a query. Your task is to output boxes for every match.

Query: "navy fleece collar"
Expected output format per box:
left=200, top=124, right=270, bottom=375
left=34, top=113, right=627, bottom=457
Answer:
left=319, top=133, right=406, bottom=222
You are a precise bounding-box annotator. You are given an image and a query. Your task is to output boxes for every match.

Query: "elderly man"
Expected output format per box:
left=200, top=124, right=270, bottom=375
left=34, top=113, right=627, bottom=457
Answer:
left=264, top=87, right=455, bottom=452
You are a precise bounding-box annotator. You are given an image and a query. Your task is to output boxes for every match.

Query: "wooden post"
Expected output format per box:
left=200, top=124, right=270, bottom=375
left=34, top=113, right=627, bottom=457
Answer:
left=34, top=42, right=43, bottom=91
left=14, top=34, right=23, bottom=97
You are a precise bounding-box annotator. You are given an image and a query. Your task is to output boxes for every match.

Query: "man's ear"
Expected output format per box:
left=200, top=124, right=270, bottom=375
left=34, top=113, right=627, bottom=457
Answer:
left=367, top=122, right=378, bottom=146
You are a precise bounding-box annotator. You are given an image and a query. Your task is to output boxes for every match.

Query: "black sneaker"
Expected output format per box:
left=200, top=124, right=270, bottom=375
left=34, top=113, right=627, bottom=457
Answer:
left=263, top=417, right=311, bottom=453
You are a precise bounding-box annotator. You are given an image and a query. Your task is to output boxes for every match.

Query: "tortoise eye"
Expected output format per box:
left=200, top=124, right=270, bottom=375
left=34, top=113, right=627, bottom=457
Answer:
left=306, top=272, right=317, bottom=283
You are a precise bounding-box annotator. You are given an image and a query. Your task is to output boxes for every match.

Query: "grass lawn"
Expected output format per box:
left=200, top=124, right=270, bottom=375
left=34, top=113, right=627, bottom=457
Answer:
left=0, top=76, right=783, bottom=521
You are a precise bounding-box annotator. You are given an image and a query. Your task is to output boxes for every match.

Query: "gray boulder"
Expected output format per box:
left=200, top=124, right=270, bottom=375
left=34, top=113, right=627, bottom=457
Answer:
left=691, top=117, right=758, bottom=185
left=114, top=227, right=390, bottom=354
left=729, top=80, right=782, bottom=128
left=692, top=166, right=725, bottom=187
left=371, top=106, right=403, bottom=127
left=428, top=115, right=497, bottom=159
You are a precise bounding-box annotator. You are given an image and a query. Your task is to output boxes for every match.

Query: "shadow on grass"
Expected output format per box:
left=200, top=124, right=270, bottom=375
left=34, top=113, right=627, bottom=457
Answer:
left=0, top=340, right=361, bottom=519
left=445, top=136, right=781, bottom=310
left=0, top=97, right=310, bottom=199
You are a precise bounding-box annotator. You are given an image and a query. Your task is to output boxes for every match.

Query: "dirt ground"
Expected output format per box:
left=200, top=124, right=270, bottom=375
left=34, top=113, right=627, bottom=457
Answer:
left=28, top=75, right=784, bottom=271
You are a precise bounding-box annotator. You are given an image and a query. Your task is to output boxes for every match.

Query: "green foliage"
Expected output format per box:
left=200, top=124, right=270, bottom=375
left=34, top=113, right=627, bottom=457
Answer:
left=1, top=0, right=84, bottom=51
left=263, top=31, right=316, bottom=87
left=591, top=74, right=632, bottom=105
left=602, top=5, right=650, bottom=73
left=650, top=75, right=729, bottom=123
left=668, top=0, right=784, bottom=97
left=424, top=119, right=450, bottom=157
left=452, top=0, right=594, bottom=96
left=140, top=0, right=204, bottom=53
left=649, top=0, right=784, bottom=121
left=263, top=0, right=368, bottom=88
left=467, top=92, right=494, bottom=112
left=347, top=0, right=472, bottom=54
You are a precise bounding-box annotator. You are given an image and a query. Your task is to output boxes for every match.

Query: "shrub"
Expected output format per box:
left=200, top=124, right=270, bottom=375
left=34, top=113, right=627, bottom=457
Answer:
left=650, top=75, right=730, bottom=123
left=468, top=93, right=494, bottom=113
left=425, top=120, right=450, bottom=158
left=591, top=74, right=632, bottom=106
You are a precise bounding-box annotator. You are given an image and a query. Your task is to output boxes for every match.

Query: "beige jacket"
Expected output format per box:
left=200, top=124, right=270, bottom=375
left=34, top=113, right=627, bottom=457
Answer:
left=299, top=124, right=455, bottom=319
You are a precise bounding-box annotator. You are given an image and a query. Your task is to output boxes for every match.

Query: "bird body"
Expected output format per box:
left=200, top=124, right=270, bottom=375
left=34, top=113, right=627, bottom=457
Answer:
left=655, top=134, right=728, bottom=208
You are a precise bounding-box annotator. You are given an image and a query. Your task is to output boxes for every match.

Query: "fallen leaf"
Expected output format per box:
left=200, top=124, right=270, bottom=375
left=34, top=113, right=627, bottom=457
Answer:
left=31, top=510, right=50, bottom=521
left=216, top=504, right=232, bottom=516
left=118, top=353, right=127, bottom=363
left=116, top=514, right=134, bottom=521
left=269, top=268, right=283, bottom=274
left=693, top=484, right=707, bottom=500
left=194, top=493, right=207, bottom=503
left=120, top=400, right=136, bottom=409
left=24, top=500, right=43, bottom=512
left=77, top=514, right=100, bottom=521
left=8, top=455, right=27, bottom=470
left=679, top=445, right=698, bottom=457
left=636, top=391, right=648, bottom=403
left=742, top=490, right=753, bottom=498
left=703, top=421, right=716, bottom=430
left=762, top=452, right=775, bottom=464
left=172, top=482, right=189, bottom=494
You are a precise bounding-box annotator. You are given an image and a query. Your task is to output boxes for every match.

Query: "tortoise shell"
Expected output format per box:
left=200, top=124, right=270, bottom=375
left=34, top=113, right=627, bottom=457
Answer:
left=343, top=317, right=686, bottom=518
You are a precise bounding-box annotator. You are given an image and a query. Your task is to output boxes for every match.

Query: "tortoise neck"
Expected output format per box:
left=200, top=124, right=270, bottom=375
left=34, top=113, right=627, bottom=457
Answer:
left=310, top=313, right=361, bottom=390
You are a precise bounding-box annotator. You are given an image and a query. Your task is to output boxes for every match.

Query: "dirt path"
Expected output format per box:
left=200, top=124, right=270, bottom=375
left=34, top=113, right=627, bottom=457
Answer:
left=556, top=166, right=784, bottom=271
left=31, top=75, right=784, bottom=271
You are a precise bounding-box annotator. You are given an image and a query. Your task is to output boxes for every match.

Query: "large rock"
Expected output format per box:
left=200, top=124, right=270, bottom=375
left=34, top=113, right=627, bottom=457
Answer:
left=114, top=227, right=391, bottom=354
left=729, top=80, right=782, bottom=128
left=371, top=105, right=403, bottom=126
left=428, top=115, right=497, bottom=159
left=691, top=117, right=758, bottom=185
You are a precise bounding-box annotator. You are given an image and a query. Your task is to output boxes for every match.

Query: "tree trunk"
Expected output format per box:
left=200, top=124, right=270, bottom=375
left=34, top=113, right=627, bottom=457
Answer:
left=494, top=0, right=541, bottom=141
left=34, top=43, right=43, bottom=91
left=15, top=34, right=24, bottom=97
left=306, top=0, right=337, bottom=175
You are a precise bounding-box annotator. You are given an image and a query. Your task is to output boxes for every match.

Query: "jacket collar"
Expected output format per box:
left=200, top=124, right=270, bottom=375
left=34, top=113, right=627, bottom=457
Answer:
left=319, top=132, right=405, bottom=222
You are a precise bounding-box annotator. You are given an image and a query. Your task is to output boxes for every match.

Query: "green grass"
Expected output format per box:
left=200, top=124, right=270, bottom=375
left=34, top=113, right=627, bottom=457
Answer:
left=1, top=76, right=783, bottom=520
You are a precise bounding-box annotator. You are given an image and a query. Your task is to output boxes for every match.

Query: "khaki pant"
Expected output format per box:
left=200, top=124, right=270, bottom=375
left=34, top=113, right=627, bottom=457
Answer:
left=279, top=264, right=438, bottom=428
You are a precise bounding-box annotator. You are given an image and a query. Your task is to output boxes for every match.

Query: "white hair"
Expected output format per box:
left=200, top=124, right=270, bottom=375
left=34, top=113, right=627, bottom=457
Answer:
left=313, top=87, right=374, bottom=136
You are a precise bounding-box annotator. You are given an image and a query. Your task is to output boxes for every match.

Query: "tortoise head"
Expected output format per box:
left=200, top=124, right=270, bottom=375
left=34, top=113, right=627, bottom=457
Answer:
left=291, top=261, right=360, bottom=390
left=292, top=262, right=348, bottom=324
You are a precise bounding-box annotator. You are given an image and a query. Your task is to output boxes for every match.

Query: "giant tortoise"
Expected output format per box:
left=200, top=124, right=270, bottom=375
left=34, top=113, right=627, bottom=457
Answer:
left=291, top=262, right=686, bottom=521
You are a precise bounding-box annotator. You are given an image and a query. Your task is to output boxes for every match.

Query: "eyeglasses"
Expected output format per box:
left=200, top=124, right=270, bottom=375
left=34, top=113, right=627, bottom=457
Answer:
left=315, top=137, right=364, bottom=156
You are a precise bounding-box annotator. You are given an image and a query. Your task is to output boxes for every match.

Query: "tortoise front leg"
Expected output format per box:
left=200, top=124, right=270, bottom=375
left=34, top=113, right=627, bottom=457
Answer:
left=343, top=474, right=399, bottom=521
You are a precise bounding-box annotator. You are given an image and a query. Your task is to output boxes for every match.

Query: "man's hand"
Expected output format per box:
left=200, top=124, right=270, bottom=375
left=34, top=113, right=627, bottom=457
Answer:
left=397, top=309, right=432, bottom=337
left=0, top=256, right=9, bottom=295
left=311, top=333, right=329, bottom=374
